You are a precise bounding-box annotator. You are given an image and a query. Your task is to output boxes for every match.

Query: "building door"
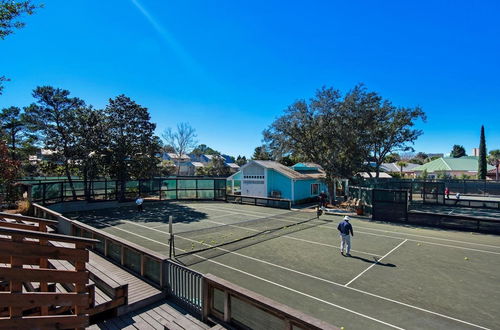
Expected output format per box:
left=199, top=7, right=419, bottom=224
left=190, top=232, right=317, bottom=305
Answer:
left=243, top=180, right=266, bottom=197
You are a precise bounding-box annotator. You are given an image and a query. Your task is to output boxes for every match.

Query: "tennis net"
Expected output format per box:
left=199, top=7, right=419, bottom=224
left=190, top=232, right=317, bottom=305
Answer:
left=172, top=211, right=322, bottom=265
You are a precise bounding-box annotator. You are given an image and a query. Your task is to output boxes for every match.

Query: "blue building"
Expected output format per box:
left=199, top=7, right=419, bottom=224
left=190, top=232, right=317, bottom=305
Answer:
left=227, top=160, right=327, bottom=204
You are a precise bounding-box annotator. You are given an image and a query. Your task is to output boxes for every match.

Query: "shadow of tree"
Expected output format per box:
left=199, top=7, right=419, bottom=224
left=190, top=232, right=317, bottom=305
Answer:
left=64, top=201, right=208, bottom=229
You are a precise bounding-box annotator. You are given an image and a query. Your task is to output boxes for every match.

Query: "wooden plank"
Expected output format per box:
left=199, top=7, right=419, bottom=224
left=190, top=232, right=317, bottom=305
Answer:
left=0, top=212, right=59, bottom=225
left=0, top=240, right=89, bottom=263
left=9, top=235, right=23, bottom=318
left=0, top=256, right=40, bottom=265
left=0, top=267, right=88, bottom=283
left=0, top=314, right=88, bottom=329
left=0, top=227, right=98, bottom=245
left=0, top=221, right=39, bottom=231
left=0, top=292, right=88, bottom=307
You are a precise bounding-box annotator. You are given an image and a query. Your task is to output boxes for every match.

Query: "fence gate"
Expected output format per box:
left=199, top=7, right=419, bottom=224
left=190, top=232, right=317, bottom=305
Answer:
left=372, top=189, right=408, bottom=222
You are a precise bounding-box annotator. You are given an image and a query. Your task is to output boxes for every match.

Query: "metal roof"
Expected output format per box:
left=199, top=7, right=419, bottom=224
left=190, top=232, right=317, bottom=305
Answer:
left=413, top=156, right=495, bottom=172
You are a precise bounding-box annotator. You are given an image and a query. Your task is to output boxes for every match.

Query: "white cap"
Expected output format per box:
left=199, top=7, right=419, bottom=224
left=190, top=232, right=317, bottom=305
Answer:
left=344, top=216, right=350, bottom=221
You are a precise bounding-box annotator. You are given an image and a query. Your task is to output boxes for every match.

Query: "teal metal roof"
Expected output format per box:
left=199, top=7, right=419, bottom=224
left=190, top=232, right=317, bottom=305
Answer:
left=413, top=156, right=495, bottom=172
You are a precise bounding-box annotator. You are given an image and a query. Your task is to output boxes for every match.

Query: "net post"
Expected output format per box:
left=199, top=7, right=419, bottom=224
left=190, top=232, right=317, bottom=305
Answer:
left=168, top=215, right=174, bottom=258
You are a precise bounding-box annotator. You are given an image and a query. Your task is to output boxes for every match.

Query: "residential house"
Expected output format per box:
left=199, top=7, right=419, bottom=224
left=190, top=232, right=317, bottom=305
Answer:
left=487, top=164, right=499, bottom=181
left=162, top=153, right=240, bottom=176
left=227, top=160, right=327, bottom=204
left=413, top=156, right=495, bottom=179
left=162, top=153, right=193, bottom=175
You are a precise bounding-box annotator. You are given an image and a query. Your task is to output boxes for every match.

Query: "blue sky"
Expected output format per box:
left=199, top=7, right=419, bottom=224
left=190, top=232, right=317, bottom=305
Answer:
left=1, top=0, right=499, bottom=158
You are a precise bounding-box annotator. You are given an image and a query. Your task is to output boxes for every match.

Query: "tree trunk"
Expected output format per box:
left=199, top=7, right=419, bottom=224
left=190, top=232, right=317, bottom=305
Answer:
left=64, top=161, right=77, bottom=200
left=83, top=165, right=90, bottom=201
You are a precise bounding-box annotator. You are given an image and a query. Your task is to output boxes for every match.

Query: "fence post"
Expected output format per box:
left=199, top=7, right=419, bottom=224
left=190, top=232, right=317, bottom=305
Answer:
left=224, top=291, right=231, bottom=323
left=42, top=183, right=46, bottom=205
left=202, top=278, right=209, bottom=322
left=159, top=179, right=162, bottom=200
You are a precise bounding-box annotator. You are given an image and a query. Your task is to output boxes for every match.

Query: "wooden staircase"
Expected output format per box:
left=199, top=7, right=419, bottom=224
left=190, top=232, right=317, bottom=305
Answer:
left=0, top=212, right=134, bottom=328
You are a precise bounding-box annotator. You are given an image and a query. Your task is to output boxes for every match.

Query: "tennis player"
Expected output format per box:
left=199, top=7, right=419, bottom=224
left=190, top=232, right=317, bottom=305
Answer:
left=337, top=216, right=354, bottom=256
left=136, top=196, right=144, bottom=212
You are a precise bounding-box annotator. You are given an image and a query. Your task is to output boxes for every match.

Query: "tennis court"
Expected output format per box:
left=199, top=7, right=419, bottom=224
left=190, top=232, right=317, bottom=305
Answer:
left=66, top=201, right=500, bottom=329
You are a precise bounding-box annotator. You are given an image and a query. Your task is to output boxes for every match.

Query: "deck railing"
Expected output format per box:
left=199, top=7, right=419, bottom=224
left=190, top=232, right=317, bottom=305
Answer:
left=0, top=225, right=97, bottom=329
left=202, top=274, right=338, bottom=330
left=31, top=203, right=169, bottom=289
left=166, top=260, right=203, bottom=315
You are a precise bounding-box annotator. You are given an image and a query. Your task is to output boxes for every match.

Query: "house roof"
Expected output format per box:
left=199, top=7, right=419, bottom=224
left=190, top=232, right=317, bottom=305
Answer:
left=166, top=153, right=190, bottom=160
left=291, top=162, right=323, bottom=171
left=359, top=172, right=393, bottom=178
left=251, top=160, right=325, bottom=180
left=413, top=156, right=495, bottom=172
left=190, top=162, right=205, bottom=168
left=228, top=163, right=240, bottom=169
left=380, top=162, right=420, bottom=173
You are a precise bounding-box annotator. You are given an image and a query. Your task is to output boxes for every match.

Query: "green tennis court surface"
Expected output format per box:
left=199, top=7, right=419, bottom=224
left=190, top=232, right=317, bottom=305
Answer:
left=66, top=201, right=500, bottom=329
left=409, top=202, right=500, bottom=219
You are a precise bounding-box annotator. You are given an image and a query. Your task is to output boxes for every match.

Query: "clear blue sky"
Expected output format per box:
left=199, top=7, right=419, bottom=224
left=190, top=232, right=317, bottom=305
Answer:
left=1, top=0, right=499, bottom=158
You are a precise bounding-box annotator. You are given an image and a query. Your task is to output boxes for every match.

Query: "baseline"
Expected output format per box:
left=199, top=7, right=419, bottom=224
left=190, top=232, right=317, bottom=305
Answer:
left=345, top=240, right=407, bottom=287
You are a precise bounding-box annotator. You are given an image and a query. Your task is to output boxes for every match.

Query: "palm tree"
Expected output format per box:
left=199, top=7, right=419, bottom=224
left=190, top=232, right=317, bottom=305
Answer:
left=396, top=161, right=407, bottom=176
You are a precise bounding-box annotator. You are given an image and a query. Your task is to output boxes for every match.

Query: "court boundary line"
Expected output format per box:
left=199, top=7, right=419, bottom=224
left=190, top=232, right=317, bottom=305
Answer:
left=92, top=219, right=402, bottom=328
left=96, top=218, right=490, bottom=329
left=191, top=206, right=500, bottom=255
left=353, top=225, right=500, bottom=249
left=345, top=240, right=407, bottom=287
left=195, top=204, right=500, bottom=249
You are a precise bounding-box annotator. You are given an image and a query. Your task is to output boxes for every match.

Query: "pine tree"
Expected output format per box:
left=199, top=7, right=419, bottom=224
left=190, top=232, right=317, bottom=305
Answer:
left=477, top=125, right=487, bottom=180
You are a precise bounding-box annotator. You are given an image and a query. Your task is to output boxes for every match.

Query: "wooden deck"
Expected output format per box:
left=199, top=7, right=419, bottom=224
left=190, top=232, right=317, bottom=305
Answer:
left=88, top=299, right=219, bottom=330
left=87, top=252, right=165, bottom=314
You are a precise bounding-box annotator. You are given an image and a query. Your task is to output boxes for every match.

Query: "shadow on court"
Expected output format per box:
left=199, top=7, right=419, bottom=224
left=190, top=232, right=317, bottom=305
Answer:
left=347, top=255, right=396, bottom=267
left=65, top=201, right=208, bottom=229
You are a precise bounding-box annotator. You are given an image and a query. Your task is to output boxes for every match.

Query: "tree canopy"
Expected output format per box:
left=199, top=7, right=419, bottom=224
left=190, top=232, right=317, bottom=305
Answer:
left=264, top=84, right=426, bottom=184
left=450, top=145, right=467, bottom=158
left=252, top=145, right=273, bottom=160
left=24, top=86, right=86, bottom=198
left=477, top=125, right=487, bottom=179
left=162, top=123, right=197, bottom=175
left=488, top=149, right=500, bottom=165
left=192, top=144, right=218, bottom=156
left=105, top=95, right=161, bottom=183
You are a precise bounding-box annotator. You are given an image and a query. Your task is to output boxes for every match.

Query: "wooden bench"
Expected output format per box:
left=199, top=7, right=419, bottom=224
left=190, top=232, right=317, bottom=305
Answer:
left=49, top=240, right=128, bottom=316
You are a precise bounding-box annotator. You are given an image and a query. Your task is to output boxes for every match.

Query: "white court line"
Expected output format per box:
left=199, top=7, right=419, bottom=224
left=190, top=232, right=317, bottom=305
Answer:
left=188, top=205, right=500, bottom=255
left=345, top=240, right=407, bottom=287
left=97, top=219, right=489, bottom=330
left=353, top=225, right=500, bottom=249
left=94, top=219, right=402, bottom=328
left=150, top=213, right=237, bottom=229
left=198, top=204, right=500, bottom=249
left=124, top=218, right=382, bottom=258
left=355, top=230, right=500, bottom=256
